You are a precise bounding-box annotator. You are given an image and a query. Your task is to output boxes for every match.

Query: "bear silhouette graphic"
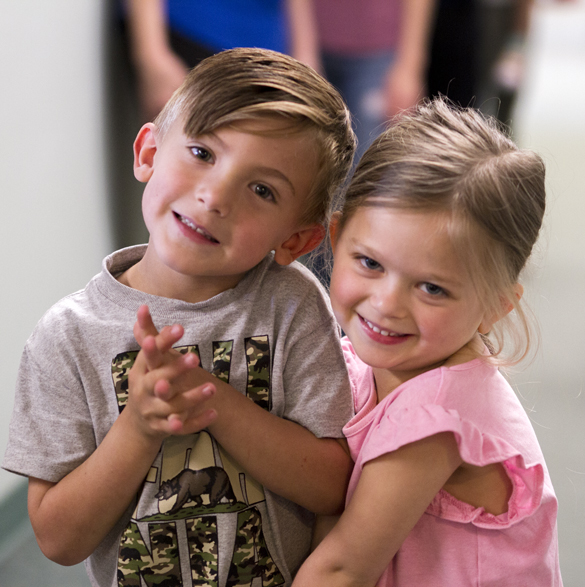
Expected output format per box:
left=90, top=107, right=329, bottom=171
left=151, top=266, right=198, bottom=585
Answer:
left=156, top=466, right=238, bottom=513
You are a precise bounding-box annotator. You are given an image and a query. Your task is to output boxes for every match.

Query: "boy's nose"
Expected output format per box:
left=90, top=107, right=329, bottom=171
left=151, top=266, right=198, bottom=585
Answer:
left=196, top=180, right=232, bottom=216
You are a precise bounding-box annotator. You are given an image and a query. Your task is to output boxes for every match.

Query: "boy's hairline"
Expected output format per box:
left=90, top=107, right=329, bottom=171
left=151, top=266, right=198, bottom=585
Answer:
left=154, top=110, right=323, bottom=144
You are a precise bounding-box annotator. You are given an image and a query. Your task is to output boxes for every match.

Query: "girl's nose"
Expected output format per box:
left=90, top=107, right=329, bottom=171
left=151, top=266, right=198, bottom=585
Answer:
left=371, top=281, right=408, bottom=319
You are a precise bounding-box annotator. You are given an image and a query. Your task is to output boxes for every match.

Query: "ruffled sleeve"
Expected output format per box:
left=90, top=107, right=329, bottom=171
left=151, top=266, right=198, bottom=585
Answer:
left=360, top=401, right=544, bottom=529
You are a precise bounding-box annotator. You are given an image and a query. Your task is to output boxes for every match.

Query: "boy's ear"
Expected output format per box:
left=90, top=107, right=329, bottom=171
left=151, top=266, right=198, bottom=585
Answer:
left=478, top=283, right=524, bottom=334
left=329, top=211, right=342, bottom=254
left=133, top=123, right=158, bottom=183
left=273, top=224, right=326, bottom=266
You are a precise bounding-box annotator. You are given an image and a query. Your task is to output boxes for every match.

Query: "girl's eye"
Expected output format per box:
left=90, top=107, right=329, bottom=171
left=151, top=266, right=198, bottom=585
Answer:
left=191, top=146, right=212, bottom=162
left=253, top=183, right=275, bottom=202
left=420, top=282, right=446, bottom=297
left=360, top=257, right=381, bottom=271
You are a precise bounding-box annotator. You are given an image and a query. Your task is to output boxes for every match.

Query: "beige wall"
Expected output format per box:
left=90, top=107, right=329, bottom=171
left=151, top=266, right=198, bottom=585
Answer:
left=0, top=1, right=112, bottom=500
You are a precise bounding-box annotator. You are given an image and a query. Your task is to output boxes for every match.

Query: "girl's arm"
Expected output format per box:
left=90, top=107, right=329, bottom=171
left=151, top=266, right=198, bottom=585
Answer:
left=293, top=432, right=462, bottom=587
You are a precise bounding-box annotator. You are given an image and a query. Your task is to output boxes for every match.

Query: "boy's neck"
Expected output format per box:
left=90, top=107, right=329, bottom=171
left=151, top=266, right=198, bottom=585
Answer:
left=116, top=250, right=248, bottom=304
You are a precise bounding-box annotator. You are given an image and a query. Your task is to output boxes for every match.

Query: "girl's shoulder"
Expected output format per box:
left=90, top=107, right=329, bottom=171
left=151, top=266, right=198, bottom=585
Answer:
left=341, top=338, right=377, bottom=414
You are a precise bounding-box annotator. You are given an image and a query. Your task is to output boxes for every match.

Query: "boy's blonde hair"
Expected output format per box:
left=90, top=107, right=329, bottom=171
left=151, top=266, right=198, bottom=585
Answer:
left=337, top=98, right=546, bottom=364
left=154, top=48, right=356, bottom=227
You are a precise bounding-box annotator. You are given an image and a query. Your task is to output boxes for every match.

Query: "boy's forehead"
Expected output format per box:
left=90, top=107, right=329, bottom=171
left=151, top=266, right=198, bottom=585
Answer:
left=180, top=115, right=315, bottom=140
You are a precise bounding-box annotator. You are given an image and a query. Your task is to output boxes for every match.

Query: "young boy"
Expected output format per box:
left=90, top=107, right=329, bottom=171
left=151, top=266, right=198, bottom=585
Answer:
left=3, top=48, right=356, bottom=586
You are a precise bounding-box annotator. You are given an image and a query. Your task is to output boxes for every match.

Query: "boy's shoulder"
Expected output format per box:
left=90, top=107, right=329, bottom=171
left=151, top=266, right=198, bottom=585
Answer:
left=250, top=255, right=331, bottom=307
left=27, top=246, right=146, bottom=349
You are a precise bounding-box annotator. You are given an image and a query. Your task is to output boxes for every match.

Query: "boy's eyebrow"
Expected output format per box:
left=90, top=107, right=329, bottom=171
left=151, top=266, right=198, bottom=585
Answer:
left=190, top=130, right=296, bottom=196
left=254, top=167, right=296, bottom=195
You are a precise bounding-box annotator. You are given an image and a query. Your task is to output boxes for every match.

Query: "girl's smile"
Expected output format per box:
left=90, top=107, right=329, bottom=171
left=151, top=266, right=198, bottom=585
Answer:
left=330, top=206, right=489, bottom=398
left=359, top=315, right=411, bottom=344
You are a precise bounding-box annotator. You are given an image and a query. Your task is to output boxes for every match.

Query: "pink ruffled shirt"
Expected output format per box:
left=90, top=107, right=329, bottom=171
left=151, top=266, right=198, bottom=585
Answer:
left=342, top=339, right=563, bottom=586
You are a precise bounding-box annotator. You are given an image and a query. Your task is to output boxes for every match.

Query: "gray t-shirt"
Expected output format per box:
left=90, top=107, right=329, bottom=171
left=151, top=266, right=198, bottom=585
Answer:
left=3, top=245, right=352, bottom=587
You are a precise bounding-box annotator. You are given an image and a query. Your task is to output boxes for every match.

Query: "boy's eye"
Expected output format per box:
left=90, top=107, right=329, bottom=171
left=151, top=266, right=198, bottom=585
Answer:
left=360, top=257, right=381, bottom=271
left=191, top=146, right=212, bottom=162
left=420, top=282, right=446, bottom=297
left=253, top=183, right=275, bottom=202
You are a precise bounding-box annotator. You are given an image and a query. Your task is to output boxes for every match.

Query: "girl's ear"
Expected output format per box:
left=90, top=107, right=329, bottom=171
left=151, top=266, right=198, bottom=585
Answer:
left=329, top=211, right=343, bottom=254
left=133, top=123, right=158, bottom=183
left=478, top=283, right=524, bottom=334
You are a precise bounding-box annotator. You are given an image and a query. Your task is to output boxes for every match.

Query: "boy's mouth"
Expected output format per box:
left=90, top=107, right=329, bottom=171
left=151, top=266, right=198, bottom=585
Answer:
left=174, top=213, right=219, bottom=243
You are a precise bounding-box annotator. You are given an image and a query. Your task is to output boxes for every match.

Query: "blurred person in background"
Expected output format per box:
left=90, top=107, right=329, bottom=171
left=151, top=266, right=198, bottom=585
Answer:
left=313, top=0, right=436, bottom=158
left=124, top=0, right=321, bottom=121
left=476, top=0, right=535, bottom=124
left=427, top=0, right=572, bottom=126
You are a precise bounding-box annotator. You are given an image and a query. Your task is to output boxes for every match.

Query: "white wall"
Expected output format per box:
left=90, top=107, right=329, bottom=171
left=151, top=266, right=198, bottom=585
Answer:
left=0, top=1, right=112, bottom=500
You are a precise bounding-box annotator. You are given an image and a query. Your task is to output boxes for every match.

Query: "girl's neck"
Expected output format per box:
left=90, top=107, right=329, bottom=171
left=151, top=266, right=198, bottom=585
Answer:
left=372, top=334, right=487, bottom=404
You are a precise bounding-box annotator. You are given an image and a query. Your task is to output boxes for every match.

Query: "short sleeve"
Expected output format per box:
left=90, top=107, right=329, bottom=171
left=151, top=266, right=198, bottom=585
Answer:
left=281, top=316, right=353, bottom=438
left=3, top=317, right=97, bottom=483
left=361, top=402, right=545, bottom=528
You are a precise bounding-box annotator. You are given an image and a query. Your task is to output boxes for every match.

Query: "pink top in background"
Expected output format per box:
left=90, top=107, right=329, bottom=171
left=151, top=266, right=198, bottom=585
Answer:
left=313, top=0, right=401, bottom=54
left=342, top=338, right=563, bottom=586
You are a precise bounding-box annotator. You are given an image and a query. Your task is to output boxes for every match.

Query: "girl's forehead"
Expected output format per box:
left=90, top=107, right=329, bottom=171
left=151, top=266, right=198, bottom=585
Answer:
left=342, top=206, right=472, bottom=272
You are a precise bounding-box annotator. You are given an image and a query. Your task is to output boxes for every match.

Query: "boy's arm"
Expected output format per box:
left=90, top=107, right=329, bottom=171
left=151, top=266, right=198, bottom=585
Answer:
left=207, top=374, right=352, bottom=514
left=27, top=346, right=216, bottom=566
left=135, top=306, right=353, bottom=515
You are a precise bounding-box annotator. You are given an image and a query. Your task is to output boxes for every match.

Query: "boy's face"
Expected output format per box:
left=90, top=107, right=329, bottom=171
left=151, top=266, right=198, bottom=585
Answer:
left=132, top=117, right=322, bottom=301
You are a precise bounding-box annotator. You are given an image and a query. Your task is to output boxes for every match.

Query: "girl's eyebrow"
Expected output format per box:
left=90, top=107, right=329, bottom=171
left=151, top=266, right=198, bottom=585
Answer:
left=349, top=237, right=465, bottom=288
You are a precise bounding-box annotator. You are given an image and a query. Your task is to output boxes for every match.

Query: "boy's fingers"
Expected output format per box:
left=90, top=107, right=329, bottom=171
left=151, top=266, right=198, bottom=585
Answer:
left=168, top=408, right=218, bottom=436
left=134, top=305, right=159, bottom=346
left=158, top=382, right=216, bottom=434
left=153, top=378, right=172, bottom=401
left=155, top=324, right=184, bottom=354
left=141, top=335, right=166, bottom=372
left=134, top=305, right=185, bottom=355
left=150, top=352, right=201, bottom=398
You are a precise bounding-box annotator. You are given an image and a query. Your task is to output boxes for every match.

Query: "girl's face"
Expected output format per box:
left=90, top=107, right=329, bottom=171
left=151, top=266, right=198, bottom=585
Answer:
left=330, top=206, right=488, bottom=396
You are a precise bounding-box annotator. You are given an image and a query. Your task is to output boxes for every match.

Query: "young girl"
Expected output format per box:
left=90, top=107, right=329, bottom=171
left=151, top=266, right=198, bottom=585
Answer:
left=293, top=99, right=563, bottom=586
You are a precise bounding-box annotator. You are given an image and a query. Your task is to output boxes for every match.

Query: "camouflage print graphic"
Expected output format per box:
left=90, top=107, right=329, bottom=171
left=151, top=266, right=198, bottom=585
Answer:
left=244, top=337, right=271, bottom=411
left=187, top=517, right=219, bottom=586
left=112, top=350, right=139, bottom=412
left=176, top=345, right=201, bottom=361
left=211, top=341, right=233, bottom=383
left=227, top=507, right=284, bottom=587
left=118, top=520, right=181, bottom=586
left=113, top=338, right=280, bottom=586
left=112, top=346, right=200, bottom=412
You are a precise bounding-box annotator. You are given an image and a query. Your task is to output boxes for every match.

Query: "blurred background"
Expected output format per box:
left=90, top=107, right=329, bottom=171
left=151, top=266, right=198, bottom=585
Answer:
left=0, top=0, right=584, bottom=585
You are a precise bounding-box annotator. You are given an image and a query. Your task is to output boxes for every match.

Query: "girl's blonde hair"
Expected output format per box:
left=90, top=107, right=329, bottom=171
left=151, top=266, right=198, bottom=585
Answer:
left=154, top=47, right=356, bottom=228
left=337, top=98, right=546, bottom=364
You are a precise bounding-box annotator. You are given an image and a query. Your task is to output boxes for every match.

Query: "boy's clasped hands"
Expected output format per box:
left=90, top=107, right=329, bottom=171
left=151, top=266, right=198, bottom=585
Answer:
left=128, top=304, right=218, bottom=439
